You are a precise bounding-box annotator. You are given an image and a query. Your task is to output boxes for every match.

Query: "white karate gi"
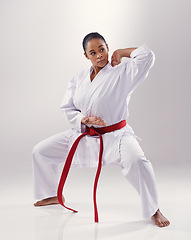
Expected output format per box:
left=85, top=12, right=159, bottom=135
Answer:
left=32, top=43, right=159, bottom=218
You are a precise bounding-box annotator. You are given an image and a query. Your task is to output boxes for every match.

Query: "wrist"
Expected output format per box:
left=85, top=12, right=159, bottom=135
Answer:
left=120, top=48, right=137, bottom=58
left=117, top=49, right=125, bottom=58
left=81, top=117, right=88, bottom=124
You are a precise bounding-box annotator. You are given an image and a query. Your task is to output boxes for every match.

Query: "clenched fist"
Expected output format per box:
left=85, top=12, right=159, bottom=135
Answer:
left=81, top=116, right=107, bottom=126
left=111, top=49, right=123, bottom=67
left=111, top=47, right=137, bottom=67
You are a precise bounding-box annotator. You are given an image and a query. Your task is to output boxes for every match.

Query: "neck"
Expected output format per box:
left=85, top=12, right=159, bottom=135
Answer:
left=93, top=66, right=102, bottom=75
left=93, top=61, right=109, bottom=75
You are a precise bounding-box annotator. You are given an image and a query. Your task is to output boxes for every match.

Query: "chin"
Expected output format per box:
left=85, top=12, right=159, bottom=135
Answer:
left=99, top=60, right=108, bottom=68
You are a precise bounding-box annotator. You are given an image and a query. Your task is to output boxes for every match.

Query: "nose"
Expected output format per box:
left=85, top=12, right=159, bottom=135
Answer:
left=97, top=52, right=102, bottom=59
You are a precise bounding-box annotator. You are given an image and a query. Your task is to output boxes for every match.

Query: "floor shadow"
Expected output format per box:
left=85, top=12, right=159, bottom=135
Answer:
left=57, top=217, right=152, bottom=240
left=94, top=219, right=152, bottom=239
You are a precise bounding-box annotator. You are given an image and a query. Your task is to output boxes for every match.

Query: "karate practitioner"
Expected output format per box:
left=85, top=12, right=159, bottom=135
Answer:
left=33, top=32, right=170, bottom=227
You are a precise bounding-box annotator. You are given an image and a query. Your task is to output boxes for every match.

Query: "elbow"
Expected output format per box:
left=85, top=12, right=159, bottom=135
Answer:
left=142, top=43, right=156, bottom=68
left=148, top=50, right=155, bottom=68
left=143, top=49, right=155, bottom=69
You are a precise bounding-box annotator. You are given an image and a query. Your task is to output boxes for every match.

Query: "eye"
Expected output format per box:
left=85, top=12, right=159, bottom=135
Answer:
left=91, top=52, right=96, bottom=56
left=100, top=48, right=105, bottom=52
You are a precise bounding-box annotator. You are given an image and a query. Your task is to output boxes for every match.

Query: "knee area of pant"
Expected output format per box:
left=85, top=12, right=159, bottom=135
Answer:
left=32, top=145, right=38, bottom=159
left=32, top=140, right=56, bottom=159
left=121, top=154, right=147, bottom=168
left=135, top=154, right=148, bottom=164
left=32, top=142, right=44, bottom=157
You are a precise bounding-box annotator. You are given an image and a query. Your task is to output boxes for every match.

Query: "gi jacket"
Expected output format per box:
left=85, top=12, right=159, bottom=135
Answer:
left=60, top=44, right=155, bottom=168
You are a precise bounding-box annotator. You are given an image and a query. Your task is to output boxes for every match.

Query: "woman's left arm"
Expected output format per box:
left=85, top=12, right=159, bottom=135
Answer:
left=111, top=44, right=155, bottom=94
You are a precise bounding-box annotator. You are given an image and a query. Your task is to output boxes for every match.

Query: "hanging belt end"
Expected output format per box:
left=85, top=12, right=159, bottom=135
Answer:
left=95, top=216, right=99, bottom=223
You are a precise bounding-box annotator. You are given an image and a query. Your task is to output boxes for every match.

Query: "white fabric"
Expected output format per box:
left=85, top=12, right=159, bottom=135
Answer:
left=59, top=43, right=154, bottom=167
left=119, top=133, right=158, bottom=218
left=32, top=43, right=159, bottom=218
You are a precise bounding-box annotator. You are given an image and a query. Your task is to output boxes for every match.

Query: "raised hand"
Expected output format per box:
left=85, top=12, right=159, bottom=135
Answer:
left=111, top=49, right=123, bottom=67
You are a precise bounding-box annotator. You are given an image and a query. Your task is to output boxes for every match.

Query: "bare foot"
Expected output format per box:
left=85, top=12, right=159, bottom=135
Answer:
left=151, top=209, right=170, bottom=227
left=34, top=196, right=65, bottom=207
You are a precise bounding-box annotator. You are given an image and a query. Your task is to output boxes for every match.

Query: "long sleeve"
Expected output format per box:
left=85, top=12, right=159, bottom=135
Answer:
left=125, top=43, right=155, bottom=94
left=60, top=75, right=86, bottom=132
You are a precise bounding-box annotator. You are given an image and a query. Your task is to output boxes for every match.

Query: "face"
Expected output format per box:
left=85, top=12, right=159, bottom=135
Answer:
left=84, top=38, right=109, bottom=69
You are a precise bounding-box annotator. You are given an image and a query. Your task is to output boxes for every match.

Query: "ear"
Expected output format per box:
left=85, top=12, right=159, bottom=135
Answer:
left=106, top=44, right=109, bottom=52
left=84, top=52, right=89, bottom=60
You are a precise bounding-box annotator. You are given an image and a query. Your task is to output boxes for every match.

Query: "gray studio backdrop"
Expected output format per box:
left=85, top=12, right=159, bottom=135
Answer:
left=0, top=0, right=190, bottom=194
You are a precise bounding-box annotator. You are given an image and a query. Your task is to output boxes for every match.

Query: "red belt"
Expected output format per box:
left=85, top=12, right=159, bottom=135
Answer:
left=57, top=120, right=126, bottom=222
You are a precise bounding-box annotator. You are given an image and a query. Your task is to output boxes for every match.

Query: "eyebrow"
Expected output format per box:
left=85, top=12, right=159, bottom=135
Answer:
left=89, top=45, right=104, bottom=53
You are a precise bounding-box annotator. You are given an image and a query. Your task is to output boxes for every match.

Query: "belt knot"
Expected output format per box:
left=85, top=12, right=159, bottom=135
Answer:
left=87, top=126, right=97, bottom=136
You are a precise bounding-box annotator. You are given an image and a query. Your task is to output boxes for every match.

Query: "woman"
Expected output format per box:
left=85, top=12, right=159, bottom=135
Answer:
left=33, top=32, right=170, bottom=227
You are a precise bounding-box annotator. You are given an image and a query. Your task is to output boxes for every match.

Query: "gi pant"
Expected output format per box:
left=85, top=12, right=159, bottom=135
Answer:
left=32, top=131, right=159, bottom=218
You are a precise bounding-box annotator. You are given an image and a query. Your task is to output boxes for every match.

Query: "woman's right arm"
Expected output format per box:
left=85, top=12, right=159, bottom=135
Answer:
left=60, top=75, right=86, bottom=132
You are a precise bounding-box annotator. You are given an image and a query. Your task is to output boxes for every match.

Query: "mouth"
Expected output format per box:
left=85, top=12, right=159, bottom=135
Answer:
left=97, top=59, right=105, bottom=64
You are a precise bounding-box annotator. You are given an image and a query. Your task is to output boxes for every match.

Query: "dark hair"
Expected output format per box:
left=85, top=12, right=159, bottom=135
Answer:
left=82, top=32, right=107, bottom=53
